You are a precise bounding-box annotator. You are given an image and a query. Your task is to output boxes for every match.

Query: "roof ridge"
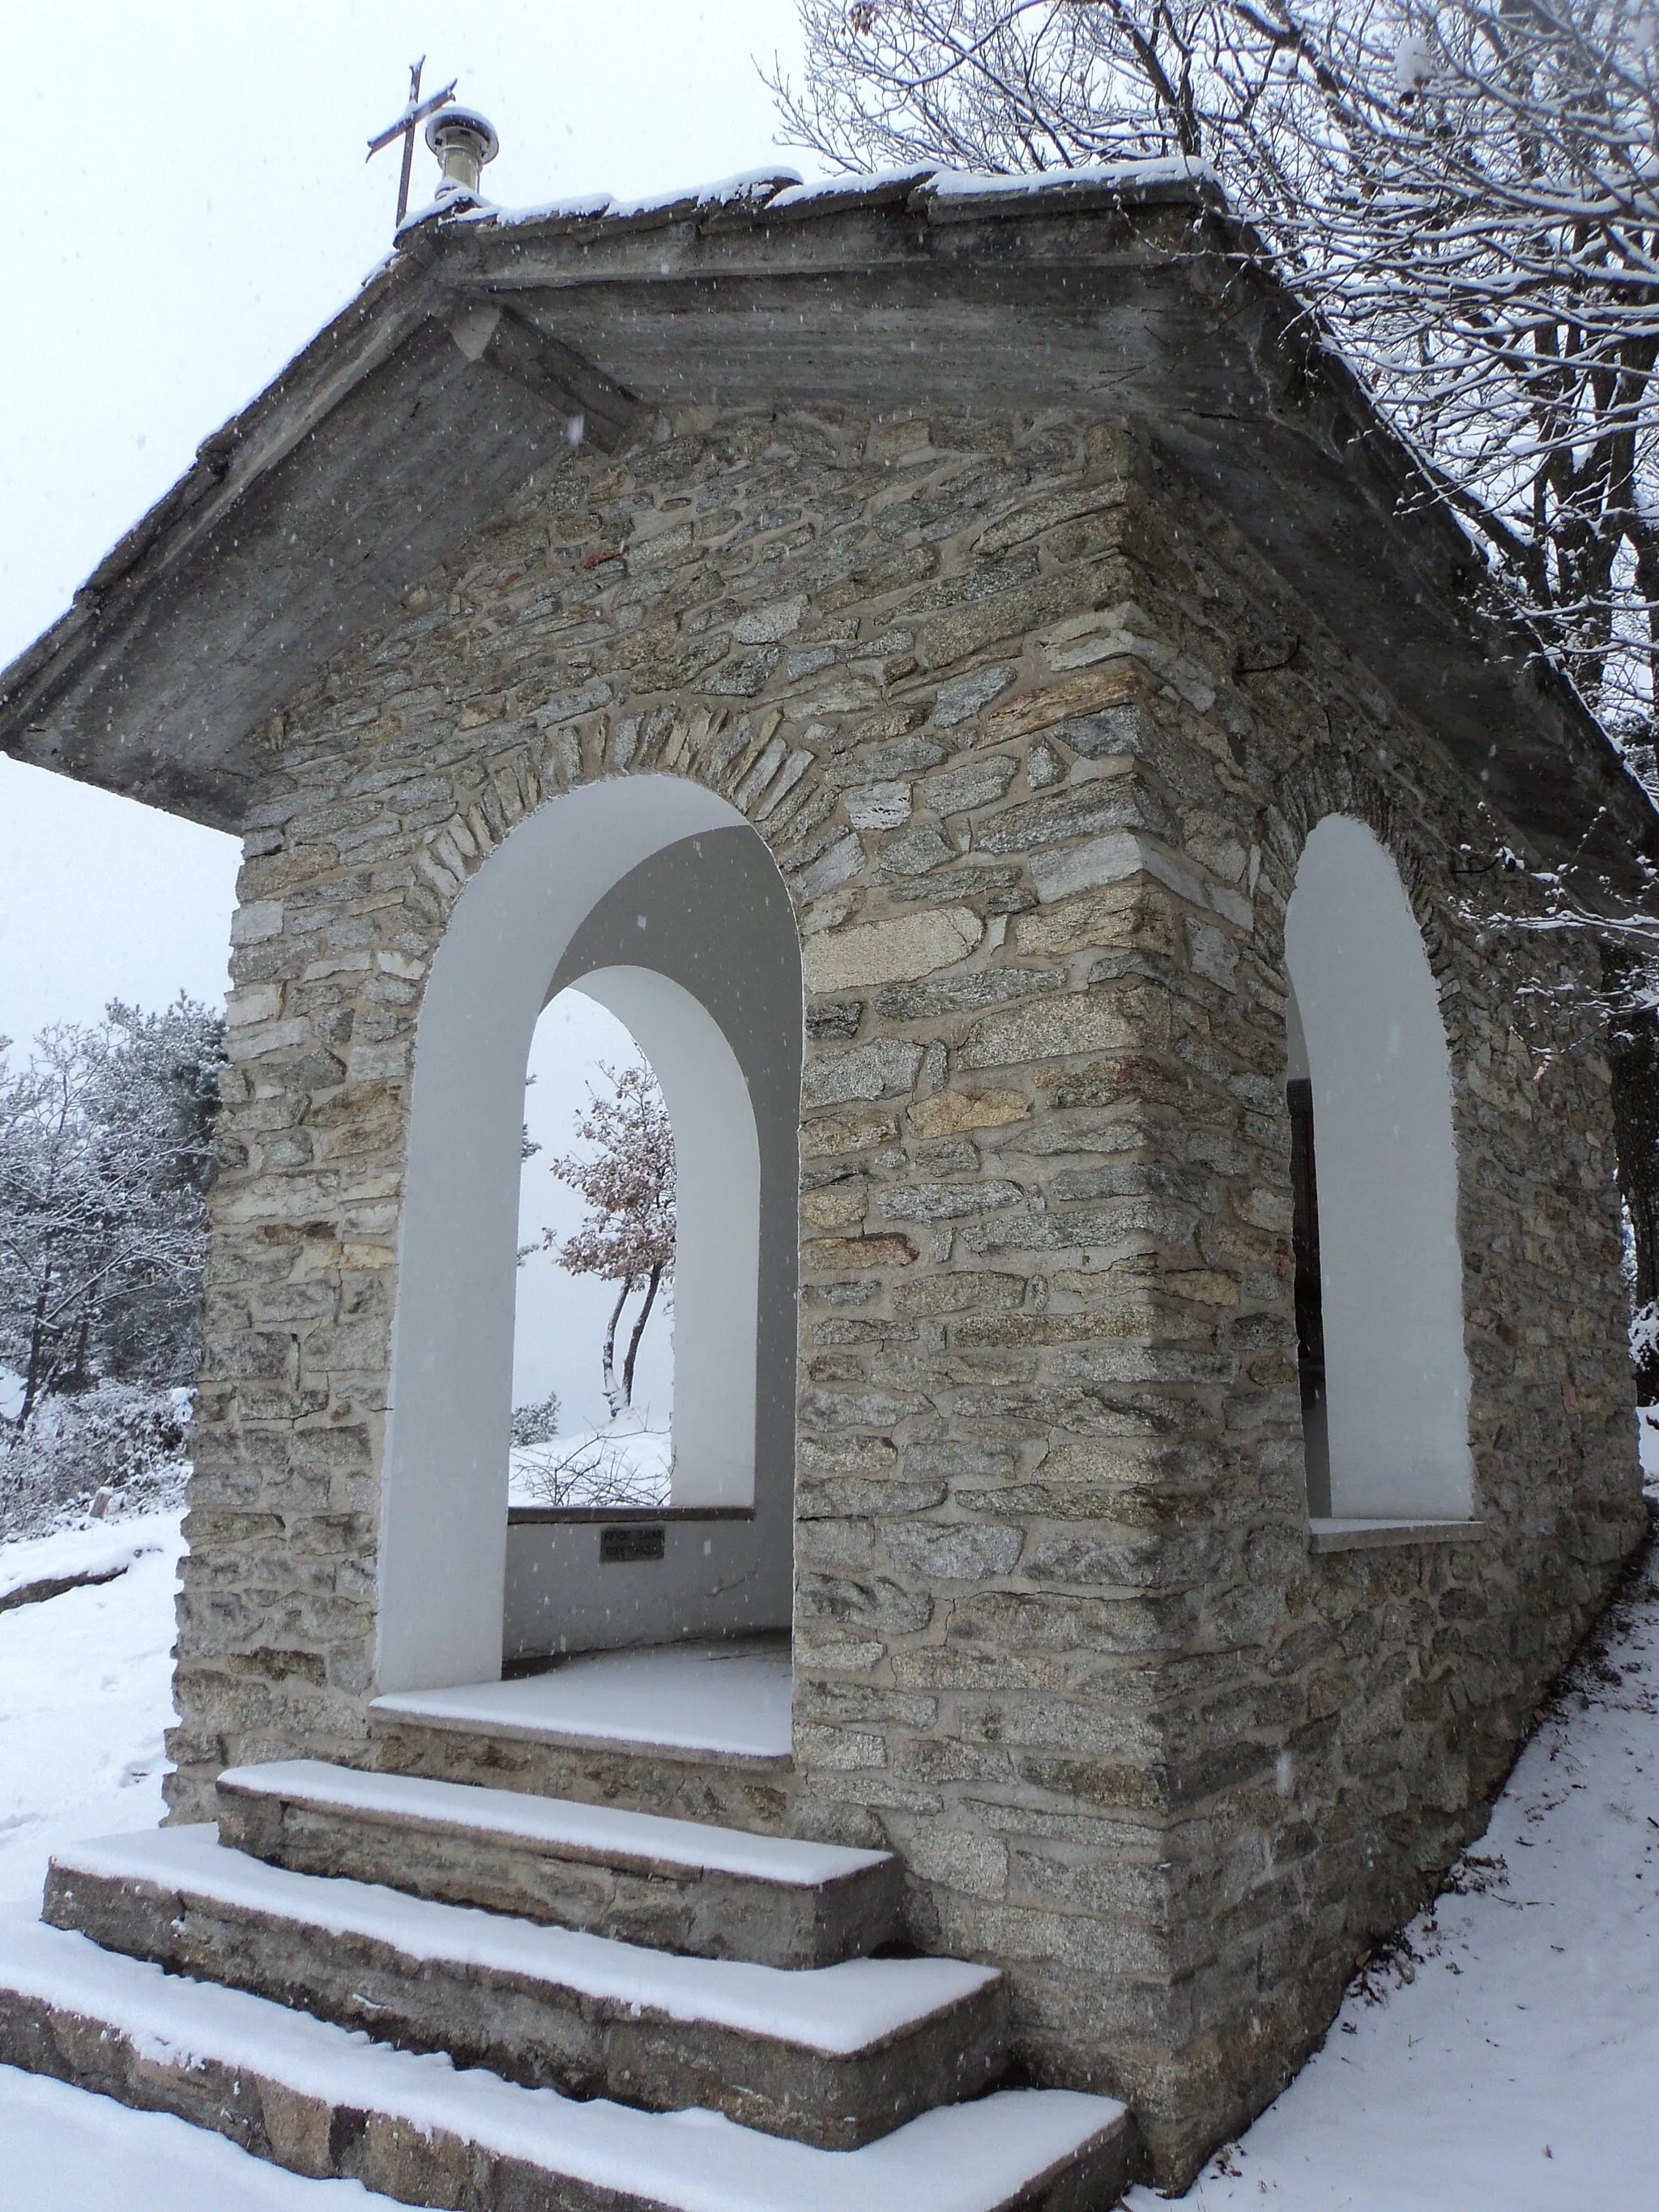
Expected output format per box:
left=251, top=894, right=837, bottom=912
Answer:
left=393, top=152, right=1225, bottom=247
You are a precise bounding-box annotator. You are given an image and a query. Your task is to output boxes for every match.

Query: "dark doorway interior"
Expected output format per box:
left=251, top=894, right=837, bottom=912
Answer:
left=1287, top=1077, right=1332, bottom=1517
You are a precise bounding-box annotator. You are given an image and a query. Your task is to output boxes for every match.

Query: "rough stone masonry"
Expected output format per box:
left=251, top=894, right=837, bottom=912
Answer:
left=162, top=394, right=1644, bottom=2185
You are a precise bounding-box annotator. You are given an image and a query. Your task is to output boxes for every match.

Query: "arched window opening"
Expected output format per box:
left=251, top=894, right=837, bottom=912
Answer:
left=377, top=782, right=801, bottom=1698
left=1282, top=816, right=1473, bottom=1525
left=511, top=989, right=675, bottom=1516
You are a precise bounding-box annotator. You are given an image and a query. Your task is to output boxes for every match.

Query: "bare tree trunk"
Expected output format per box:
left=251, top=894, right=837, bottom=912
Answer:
left=19, top=1239, right=57, bottom=1427
left=600, top=1276, right=632, bottom=1421
left=66, top=1304, right=92, bottom=1395
left=621, top=1264, right=663, bottom=1409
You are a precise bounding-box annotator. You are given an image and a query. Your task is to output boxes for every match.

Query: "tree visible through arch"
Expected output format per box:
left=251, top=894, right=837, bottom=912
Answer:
left=544, top=1058, right=676, bottom=1417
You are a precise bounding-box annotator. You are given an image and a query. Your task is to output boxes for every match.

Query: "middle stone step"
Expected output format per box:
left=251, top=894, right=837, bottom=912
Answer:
left=45, top=1826, right=1009, bottom=2151
left=215, top=1758, right=903, bottom=1967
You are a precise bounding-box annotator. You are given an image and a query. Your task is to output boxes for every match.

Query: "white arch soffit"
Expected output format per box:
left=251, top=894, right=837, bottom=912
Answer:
left=378, top=776, right=753, bottom=1696
left=575, top=965, right=760, bottom=1513
left=1284, top=814, right=1473, bottom=1520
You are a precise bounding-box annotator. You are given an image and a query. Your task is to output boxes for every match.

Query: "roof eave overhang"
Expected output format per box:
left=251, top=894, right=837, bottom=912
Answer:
left=2, top=168, right=1653, bottom=906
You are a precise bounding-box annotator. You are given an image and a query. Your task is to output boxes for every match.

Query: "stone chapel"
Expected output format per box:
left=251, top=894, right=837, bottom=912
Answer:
left=0, top=139, right=1650, bottom=2206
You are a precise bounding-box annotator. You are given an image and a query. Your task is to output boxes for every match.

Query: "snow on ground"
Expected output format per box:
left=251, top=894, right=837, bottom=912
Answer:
left=0, top=1507, right=183, bottom=1907
left=0, top=1511, right=172, bottom=1609
left=1130, top=1523, right=1659, bottom=2211
left=507, top=1421, right=672, bottom=1509
left=0, top=2065, right=395, bottom=2209
left=0, top=1479, right=1656, bottom=2205
left=0, top=1506, right=400, bottom=2203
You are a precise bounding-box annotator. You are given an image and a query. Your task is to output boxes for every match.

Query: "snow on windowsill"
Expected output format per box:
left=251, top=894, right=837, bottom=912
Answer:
left=1309, top=1518, right=1486, bottom=1554
left=1637, top=1403, right=1659, bottom=1494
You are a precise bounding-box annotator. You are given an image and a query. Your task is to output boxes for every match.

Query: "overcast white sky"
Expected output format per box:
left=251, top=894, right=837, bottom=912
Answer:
left=0, top=0, right=811, bottom=1042
left=1, top=1, right=813, bottom=1425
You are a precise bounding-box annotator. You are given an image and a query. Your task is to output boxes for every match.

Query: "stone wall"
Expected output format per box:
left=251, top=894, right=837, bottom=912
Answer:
left=165, top=398, right=1646, bottom=2185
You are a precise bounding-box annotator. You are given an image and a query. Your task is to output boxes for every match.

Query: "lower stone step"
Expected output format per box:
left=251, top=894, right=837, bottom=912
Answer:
left=45, top=1826, right=1005, bottom=2150
left=0, top=1907, right=1131, bottom=2210
left=217, top=1758, right=902, bottom=1967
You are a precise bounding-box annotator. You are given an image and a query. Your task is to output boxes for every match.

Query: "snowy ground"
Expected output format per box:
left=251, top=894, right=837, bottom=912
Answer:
left=0, top=1498, right=1655, bottom=2206
left=507, top=1422, right=672, bottom=1509
left=0, top=1507, right=400, bottom=2205
left=0, top=1510, right=183, bottom=1909
left=1129, top=1524, right=1659, bottom=2211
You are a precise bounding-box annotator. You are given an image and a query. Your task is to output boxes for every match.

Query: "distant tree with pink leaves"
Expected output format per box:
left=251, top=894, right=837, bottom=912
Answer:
left=545, top=1059, right=676, bottom=1416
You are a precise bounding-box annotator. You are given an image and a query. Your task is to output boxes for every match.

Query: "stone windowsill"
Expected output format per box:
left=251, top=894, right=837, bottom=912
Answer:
left=507, top=1505, right=755, bottom=1527
left=1308, top=1517, right=1486, bottom=1555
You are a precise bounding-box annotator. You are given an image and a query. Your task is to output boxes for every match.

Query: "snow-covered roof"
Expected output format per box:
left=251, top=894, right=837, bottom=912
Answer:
left=396, top=155, right=1222, bottom=241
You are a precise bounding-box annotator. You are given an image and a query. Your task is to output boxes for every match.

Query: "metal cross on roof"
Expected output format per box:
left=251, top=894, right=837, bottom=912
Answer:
left=367, top=58, right=458, bottom=228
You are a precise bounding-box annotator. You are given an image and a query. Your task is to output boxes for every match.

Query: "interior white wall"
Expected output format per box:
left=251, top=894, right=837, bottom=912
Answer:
left=377, top=777, right=748, bottom=1695
left=1283, top=815, right=1473, bottom=1520
left=576, top=965, right=760, bottom=1508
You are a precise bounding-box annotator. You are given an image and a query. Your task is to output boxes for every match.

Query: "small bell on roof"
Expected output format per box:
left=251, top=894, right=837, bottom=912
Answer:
left=426, top=106, right=500, bottom=198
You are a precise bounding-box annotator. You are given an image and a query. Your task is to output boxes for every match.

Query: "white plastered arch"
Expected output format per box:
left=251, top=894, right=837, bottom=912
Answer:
left=1283, top=813, right=1473, bottom=1519
left=377, top=776, right=757, bottom=1694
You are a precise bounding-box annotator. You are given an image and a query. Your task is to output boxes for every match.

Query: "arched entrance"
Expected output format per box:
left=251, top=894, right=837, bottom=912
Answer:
left=377, top=777, right=803, bottom=1695
left=1283, top=814, right=1473, bottom=1522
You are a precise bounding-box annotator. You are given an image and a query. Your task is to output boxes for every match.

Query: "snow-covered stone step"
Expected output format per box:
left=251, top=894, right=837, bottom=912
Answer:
left=369, top=1674, right=795, bottom=1836
left=0, top=1907, right=1131, bottom=2212
left=45, top=1826, right=1007, bottom=2150
left=217, top=1758, right=903, bottom=1967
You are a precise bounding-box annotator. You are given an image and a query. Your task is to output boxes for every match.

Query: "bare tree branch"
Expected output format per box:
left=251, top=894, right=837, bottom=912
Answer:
left=770, top=0, right=1659, bottom=722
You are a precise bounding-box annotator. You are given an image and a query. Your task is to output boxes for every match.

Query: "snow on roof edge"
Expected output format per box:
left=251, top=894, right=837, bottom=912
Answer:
left=766, top=164, right=937, bottom=211
left=416, top=155, right=1220, bottom=241
left=924, top=154, right=1218, bottom=199
left=492, top=165, right=807, bottom=233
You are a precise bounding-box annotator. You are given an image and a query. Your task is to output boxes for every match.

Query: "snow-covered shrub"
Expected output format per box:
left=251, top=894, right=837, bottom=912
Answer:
left=510, top=1394, right=562, bottom=1448
left=0, top=1380, right=192, bottom=1540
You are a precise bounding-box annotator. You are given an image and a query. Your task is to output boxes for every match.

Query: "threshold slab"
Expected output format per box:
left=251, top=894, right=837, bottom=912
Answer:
left=372, top=1638, right=792, bottom=1761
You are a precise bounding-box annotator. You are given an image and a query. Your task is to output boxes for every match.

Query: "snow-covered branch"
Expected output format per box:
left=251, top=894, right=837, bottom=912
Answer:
left=772, top=0, right=1659, bottom=716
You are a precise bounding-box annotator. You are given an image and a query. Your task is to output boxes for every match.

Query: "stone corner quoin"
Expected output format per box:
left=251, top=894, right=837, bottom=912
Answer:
left=167, top=398, right=1646, bottom=2189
